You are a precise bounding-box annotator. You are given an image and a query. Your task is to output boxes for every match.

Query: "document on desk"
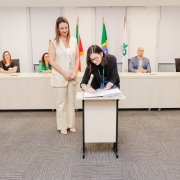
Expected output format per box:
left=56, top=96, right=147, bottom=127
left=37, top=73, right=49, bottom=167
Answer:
left=84, top=88, right=122, bottom=98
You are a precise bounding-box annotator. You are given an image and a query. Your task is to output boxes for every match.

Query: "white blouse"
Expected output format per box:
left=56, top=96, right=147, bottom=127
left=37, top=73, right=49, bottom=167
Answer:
left=66, top=48, right=72, bottom=63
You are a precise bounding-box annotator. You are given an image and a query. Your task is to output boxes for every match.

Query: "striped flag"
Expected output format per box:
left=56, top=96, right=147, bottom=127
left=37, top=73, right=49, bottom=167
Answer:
left=76, top=19, right=84, bottom=72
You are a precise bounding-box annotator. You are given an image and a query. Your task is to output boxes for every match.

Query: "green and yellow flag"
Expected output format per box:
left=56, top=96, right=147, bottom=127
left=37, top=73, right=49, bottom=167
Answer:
left=101, top=22, right=108, bottom=54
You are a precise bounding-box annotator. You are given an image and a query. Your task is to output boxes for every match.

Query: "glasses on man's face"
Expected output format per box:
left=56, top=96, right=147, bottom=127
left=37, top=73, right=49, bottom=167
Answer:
left=90, top=56, right=99, bottom=63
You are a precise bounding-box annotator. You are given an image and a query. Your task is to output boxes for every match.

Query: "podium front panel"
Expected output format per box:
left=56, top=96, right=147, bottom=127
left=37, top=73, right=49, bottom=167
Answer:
left=84, top=100, right=116, bottom=143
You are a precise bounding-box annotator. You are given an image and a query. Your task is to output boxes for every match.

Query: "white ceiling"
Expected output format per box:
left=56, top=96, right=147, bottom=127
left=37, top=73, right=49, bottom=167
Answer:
left=0, top=0, right=180, bottom=7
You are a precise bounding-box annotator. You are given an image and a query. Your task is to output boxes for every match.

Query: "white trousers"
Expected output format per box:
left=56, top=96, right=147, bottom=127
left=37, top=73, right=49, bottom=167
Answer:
left=54, top=82, right=76, bottom=130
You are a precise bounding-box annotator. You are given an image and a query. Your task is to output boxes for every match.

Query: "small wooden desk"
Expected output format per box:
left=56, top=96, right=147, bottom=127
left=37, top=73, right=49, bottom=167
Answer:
left=76, top=92, right=125, bottom=158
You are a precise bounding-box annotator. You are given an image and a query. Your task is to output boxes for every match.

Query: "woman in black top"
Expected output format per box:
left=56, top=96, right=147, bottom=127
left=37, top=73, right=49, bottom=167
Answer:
left=0, top=51, right=17, bottom=74
left=80, top=45, right=120, bottom=93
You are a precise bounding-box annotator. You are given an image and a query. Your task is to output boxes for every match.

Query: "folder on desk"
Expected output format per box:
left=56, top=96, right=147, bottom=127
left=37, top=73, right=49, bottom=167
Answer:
left=84, top=88, right=122, bottom=98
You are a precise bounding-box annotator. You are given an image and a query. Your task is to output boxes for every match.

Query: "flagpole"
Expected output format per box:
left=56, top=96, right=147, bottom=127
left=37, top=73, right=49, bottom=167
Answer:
left=102, top=15, right=104, bottom=24
left=77, top=17, right=79, bottom=38
left=124, top=16, right=126, bottom=30
left=77, top=17, right=79, bottom=25
left=122, top=15, right=128, bottom=72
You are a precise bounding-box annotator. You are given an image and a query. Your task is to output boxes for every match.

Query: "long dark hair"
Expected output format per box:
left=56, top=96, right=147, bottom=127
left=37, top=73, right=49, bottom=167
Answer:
left=86, top=45, right=109, bottom=73
left=2, top=51, right=12, bottom=64
left=55, top=16, right=70, bottom=44
left=41, top=53, right=51, bottom=69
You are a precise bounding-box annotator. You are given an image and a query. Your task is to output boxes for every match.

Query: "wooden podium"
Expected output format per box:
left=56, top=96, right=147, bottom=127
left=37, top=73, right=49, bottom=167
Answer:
left=76, top=92, right=125, bottom=158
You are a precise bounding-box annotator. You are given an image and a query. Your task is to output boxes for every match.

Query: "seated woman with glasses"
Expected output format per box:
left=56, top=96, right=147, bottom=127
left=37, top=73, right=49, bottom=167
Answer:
left=0, top=51, right=17, bottom=74
left=38, top=52, right=52, bottom=73
left=80, top=45, right=120, bottom=93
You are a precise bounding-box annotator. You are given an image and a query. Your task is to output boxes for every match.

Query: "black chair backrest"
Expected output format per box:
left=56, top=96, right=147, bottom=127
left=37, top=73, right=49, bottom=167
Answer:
left=175, top=58, right=180, bottom=72
left=128, top=59, right=131, bottom=72
left=12, top=59, right=20, bottom=72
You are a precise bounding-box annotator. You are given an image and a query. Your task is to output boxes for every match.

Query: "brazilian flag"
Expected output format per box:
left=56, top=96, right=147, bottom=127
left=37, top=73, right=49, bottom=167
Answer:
left=101, top=23, right=108, bottom=54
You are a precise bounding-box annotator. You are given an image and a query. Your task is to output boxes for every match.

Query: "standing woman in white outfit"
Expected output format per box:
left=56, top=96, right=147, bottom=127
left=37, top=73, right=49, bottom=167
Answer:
left=49, top=16, right=79, bottom=135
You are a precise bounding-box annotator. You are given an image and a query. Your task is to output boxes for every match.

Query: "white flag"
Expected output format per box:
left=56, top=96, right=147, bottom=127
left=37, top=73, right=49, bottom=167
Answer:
left=121, top=22, right=128, bottom=72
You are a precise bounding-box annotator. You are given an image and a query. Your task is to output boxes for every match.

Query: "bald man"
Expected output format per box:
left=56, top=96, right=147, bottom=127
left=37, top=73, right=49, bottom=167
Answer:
left=129, top=47, right=151, bottom=73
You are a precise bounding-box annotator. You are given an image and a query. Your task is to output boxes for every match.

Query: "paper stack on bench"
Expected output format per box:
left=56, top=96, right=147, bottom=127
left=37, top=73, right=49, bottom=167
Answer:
left=84, top=88, right=122, bottom=98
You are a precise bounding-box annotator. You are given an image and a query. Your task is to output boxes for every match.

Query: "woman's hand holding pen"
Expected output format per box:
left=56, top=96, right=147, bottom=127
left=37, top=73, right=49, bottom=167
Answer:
left=82, top=85, right=95, bottom=93
left=87, top=87, right=96, bottom=93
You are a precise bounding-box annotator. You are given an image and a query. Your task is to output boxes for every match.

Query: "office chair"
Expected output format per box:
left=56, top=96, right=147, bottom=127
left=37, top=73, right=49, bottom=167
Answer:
left=12, top=59, right=20, bottom=72
left=175, top=58, right=180, bottom=72
left=33, top=60, right=41, bottom=72
left=128, top=59, right=131, bottom=72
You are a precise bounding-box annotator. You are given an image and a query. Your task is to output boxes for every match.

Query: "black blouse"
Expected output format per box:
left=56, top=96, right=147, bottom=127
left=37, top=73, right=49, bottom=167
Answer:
left=0, top=60, right=17, bottom=71
left=80, top=54, right=120, bottom=89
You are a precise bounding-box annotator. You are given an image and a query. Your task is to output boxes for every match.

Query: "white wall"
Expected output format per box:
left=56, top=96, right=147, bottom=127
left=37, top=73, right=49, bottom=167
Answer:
left=30, top=7, right=61, bottom=64
left=1, top=6, right=178, bottom=73
left=158, top=7, right=180, bottom=63
left=0, top=8, right=32, bottom=72
left=127, top=7, right=159, bottom=72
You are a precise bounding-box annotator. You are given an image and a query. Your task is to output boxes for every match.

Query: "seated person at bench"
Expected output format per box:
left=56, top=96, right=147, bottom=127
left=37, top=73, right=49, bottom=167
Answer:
left=38, top=52, right=52, bottom=73
left=129, top=47, right=151, bottom=73
left=0, top=51, right=17, bottom=74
